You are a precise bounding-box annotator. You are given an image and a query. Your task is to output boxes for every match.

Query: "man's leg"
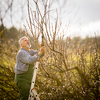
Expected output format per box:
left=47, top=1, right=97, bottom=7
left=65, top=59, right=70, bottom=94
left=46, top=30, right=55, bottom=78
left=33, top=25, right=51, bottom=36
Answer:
left=17, top=81, right=31, bottom=100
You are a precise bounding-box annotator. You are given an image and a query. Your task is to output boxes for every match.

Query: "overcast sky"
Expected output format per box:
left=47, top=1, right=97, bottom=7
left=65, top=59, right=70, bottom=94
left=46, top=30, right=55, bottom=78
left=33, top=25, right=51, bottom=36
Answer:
left=58, top=0, right=100, bottom=38
left=1, top=0, right=100, bottom=38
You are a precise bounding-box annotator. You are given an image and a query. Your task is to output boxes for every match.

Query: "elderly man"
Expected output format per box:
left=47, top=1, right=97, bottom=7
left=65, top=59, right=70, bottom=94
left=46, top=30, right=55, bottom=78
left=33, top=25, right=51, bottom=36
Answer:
left=15, top=36, right=45, bottom=100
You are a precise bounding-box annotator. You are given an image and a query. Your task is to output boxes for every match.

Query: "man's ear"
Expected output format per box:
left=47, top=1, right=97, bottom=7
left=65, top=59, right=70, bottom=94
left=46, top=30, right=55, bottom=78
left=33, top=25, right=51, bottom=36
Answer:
left=20, top=42, right=23, bottom=47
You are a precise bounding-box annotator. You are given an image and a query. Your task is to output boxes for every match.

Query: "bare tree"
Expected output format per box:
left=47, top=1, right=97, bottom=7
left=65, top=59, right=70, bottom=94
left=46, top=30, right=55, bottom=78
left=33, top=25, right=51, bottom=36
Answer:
left=25, top=0, right=100, bottom=100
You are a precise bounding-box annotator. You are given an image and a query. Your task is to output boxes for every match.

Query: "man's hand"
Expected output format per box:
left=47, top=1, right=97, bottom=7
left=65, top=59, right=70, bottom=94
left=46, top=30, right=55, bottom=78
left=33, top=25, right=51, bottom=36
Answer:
left=38, top=46, right=45, bottom=56
left=40, top=43, right=44, bottom=47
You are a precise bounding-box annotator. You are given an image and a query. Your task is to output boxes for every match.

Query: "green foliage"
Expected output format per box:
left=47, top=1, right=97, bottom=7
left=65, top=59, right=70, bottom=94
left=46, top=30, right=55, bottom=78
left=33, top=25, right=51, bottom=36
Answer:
left=0, top=29, right=19, bottom=100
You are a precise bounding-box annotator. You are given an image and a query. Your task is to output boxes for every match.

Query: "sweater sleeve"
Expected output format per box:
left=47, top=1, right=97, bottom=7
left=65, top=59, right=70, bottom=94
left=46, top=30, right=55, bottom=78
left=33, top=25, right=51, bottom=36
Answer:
left=29, top=49, right=39, bottom=56
left=29, top=49, right=44, bottom=58
left=18, top=50, right=38, bottom=64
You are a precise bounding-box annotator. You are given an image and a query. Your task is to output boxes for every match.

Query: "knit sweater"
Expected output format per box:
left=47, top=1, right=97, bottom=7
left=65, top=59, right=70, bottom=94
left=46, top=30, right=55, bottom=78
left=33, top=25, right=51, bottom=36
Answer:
left=15, top=48, right=39, bottom=74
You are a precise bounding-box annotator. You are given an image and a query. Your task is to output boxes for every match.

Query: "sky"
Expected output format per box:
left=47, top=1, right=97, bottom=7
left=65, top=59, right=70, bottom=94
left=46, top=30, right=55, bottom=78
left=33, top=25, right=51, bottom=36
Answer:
left=0, top=0, right=100, bottom=38
left=57, top=0, right=100, bottom=38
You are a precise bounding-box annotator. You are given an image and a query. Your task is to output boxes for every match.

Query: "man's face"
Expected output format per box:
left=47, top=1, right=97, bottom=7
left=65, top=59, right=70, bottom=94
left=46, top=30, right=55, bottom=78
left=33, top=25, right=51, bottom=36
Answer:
left=21, top=37, right=31, bottom=49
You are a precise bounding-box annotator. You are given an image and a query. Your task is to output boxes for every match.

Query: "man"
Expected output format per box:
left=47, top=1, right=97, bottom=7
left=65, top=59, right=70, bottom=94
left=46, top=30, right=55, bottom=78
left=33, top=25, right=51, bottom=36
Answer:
left=15, top=36, right=45, bottom=100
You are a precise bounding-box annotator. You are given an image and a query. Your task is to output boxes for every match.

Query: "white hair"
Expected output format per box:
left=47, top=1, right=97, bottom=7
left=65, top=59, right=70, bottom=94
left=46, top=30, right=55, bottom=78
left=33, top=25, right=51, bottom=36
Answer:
left=18, top=36, right=29, bottom=45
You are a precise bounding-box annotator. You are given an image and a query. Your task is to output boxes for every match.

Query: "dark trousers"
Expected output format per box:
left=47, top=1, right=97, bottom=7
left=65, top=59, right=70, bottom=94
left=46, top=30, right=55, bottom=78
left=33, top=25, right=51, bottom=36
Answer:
left=17, top=80, right=31, bottom=100
left=15, top=65, right=34, bottom=100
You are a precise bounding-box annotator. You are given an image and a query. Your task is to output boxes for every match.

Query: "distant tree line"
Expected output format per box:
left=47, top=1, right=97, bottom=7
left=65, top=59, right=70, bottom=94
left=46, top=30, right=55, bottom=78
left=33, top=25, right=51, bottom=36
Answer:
left=0, top=25, right=100, bottom=50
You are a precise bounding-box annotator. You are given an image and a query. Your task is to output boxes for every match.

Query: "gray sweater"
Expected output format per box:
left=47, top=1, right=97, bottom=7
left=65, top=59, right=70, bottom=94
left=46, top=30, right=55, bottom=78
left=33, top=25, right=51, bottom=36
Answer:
left=15, top=48, right=40, bottom=74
